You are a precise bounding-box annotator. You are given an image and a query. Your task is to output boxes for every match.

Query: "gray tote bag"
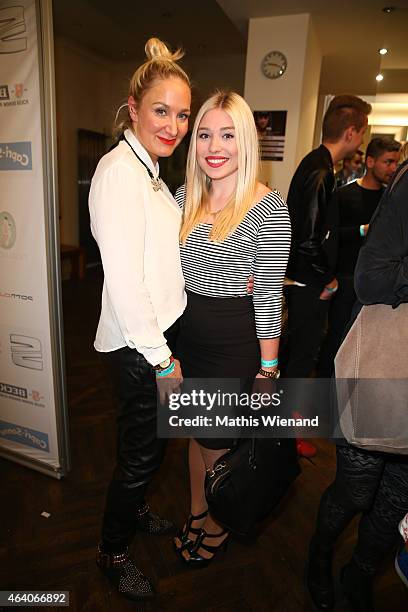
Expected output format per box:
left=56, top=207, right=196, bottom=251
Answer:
left=335, top=303, right=408, bottom=454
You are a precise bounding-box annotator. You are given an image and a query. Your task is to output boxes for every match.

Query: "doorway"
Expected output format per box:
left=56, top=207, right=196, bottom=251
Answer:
left=78, top=129, right=108, bottom=266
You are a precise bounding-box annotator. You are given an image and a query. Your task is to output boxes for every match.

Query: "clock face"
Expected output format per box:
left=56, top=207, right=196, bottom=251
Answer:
left=261, top=51, right=287, bottom=79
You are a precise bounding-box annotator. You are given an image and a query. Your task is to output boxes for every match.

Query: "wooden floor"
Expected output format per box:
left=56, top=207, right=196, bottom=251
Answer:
left=0, top=268, right=406, bottom=611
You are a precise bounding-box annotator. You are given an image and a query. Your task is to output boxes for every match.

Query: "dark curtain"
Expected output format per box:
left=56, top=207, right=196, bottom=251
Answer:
left=78, top=129, right=108, bottom=265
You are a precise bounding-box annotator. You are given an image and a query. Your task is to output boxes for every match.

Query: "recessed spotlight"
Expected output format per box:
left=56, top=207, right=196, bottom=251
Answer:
left=378, top=48, right=388, bottom=55
left=382, top=6, right=396, bottom=13
left=376, top=74, right=384, bottom=82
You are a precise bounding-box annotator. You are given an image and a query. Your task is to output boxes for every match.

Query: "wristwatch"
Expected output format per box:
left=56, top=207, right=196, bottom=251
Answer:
left=153, top=356, right=173, bottom=372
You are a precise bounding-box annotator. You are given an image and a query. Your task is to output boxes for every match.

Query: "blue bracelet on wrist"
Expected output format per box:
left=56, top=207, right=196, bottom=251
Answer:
left=156, top=362, right=175, bottom=377
left=360, top=224, right=365, bottom=237
left=261, top=358, right=278, bottom=368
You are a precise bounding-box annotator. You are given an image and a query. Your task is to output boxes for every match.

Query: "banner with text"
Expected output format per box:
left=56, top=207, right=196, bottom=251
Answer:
left=0, top=0, right=69, bottom=476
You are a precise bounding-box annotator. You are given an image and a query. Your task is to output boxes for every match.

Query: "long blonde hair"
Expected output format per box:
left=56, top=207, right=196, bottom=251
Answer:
left=114, top=38, right=190, bottom=137
left=180, top=91, right=259, bottom=244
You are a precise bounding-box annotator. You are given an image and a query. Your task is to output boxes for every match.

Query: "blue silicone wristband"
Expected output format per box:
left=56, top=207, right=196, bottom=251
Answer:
left=261, top=358, right=278, bottom=368
left=156, top=362, right=175, bottom=377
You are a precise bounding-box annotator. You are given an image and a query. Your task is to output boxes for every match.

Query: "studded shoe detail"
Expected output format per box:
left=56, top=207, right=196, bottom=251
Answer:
left=96, top=545, right=154, bottom=601
left=135, top=503, right=175, bottom=535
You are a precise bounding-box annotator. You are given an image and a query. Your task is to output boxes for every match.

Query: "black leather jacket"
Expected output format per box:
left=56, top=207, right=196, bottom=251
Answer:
left=286, top=144, right=337, bottom=287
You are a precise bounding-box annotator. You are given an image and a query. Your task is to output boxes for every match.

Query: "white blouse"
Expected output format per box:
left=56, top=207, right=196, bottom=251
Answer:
left=89, top=129, right=186, bottom=365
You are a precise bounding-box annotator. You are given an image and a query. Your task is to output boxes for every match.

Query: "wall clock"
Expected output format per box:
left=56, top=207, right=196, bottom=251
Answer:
left=261, top=50, right=287, bottom=79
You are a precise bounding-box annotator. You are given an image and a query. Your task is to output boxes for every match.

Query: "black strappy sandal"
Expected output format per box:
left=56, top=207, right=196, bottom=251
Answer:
left=173, top=510, right=208, bottom=552
left=181, top=527, right=230, bottom=568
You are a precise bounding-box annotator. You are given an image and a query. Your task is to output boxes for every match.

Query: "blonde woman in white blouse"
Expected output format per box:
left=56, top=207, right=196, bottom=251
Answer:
left=89, top=38, right=190, bottom=601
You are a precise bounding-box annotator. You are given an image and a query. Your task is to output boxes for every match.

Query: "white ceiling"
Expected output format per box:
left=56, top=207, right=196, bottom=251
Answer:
left=52, top=0, right=245, bottom=60
left=217, top=0, right=408, bottom=94
left=366, top=95, right=408, bottom=126
left=53, top=0, right=408, bottom=95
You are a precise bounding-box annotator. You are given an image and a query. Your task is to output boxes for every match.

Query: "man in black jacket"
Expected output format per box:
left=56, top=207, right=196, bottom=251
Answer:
left=284, top=95, right=371, bottom=380
left=317, top=136, right=400, bottom=377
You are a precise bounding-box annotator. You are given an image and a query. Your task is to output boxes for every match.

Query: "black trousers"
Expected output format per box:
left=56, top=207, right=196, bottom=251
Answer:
left=101, top=322, right=179, bottom=552
left=284, top=284, right=330, bottom=378
left=314, top=444, right=408, bottom=575
left=317, top=275, right=356, bottom=377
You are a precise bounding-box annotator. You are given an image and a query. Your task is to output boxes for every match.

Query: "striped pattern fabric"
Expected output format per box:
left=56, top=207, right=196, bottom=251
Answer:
left=176, top=185, right=291, bottom=338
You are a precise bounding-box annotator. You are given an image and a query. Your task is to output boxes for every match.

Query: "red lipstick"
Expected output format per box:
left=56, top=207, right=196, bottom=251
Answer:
left=205, top=156, right=228, bottom=168
left=158, top=136, right=177, bottom=145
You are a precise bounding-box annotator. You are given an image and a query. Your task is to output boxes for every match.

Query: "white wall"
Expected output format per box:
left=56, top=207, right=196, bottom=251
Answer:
left=55, top=38, right=130, bottom=245
left=244, top=14, right=321, bottom=198
left=295, top=20, right=322, bottom=166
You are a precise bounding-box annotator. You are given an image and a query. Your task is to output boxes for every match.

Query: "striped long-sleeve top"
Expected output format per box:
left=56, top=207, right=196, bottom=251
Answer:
left=175, top=185, right=291, bottom=338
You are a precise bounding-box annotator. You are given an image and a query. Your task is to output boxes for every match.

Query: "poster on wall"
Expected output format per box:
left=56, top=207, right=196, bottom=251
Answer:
left=254, top=110, right=287, bottom=161
left=0, top=0, right=69, bottom=477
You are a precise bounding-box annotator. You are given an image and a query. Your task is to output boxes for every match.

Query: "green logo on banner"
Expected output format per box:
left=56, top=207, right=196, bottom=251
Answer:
left=0, top=211, right=16, bottom=249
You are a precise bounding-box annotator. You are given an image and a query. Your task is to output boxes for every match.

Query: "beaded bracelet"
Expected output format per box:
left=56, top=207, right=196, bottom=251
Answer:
left=261, top=358, right=278, bottom=368
left=156, top=362, right=175, bottom=377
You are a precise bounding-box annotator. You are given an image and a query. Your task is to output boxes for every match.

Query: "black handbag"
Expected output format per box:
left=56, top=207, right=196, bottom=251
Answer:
left=205, top=436, right=300, bottom=536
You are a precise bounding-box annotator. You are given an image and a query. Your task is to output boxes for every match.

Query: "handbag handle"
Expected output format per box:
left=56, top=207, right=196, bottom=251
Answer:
left=249, top=436, right=256, bottom=468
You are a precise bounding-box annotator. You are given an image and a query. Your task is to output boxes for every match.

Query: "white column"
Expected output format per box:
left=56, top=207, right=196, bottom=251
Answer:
left=244, top=13, right=322, bottom=197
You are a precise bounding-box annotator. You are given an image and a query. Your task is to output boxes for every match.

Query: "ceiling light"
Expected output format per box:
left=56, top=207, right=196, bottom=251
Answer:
left=382, top=6, right=396, bottom=13
left=378, top=48, right=388, bottom=55
left=376, top=74, right=384, bottom=82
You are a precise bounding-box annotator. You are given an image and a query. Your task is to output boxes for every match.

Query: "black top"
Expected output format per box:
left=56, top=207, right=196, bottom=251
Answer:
left=336, top=181, right=384, bottom=275
left=286, top=144, right=337, bottom=287
left=355, top=160, right=408, bottom=308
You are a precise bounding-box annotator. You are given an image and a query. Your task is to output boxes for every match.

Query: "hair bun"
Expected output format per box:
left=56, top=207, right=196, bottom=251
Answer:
left=145, top=37, right=184, bottom=62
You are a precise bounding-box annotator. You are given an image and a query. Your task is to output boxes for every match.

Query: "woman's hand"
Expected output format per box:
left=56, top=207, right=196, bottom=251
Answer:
left=156, top=358, right=183, bottom=404
left=246, top=274, right=254, bottom=295
left=252, top=370, right=278, bottom=402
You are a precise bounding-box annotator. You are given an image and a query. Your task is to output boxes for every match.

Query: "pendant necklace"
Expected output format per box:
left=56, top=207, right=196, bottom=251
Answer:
left=123, top=135, right=162, bottom=191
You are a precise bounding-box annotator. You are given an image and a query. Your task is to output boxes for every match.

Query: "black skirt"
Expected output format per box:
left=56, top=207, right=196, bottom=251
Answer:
left=178, top=291, right=260, bottom=449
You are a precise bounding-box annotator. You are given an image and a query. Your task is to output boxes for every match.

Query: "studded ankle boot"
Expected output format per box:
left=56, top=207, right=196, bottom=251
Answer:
left=135, top=503, right=175, bottom=535
left=96, top=544, right=154, bottom=601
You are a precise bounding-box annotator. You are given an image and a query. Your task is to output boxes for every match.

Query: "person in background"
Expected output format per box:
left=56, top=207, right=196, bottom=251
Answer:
left=284, top=95, right=371, bottom=458
left=317, top=136, right=400, bottom=376
left=306, top=156, right=408, bottom=612
left=89, top=38, right=191, bottom=601
left=394, top=139, right=408, bottom=590
left=396, top=514, right=408, bottom=588
left=173, top=91, right=291, bottom=566
left=254, top=110, right=274, bottom=159
left=334, top=149, right=364, bottom=188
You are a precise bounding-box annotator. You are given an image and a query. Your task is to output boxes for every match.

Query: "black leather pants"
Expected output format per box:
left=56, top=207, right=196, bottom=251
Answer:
left=101, top=322, right=178, bottom=552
